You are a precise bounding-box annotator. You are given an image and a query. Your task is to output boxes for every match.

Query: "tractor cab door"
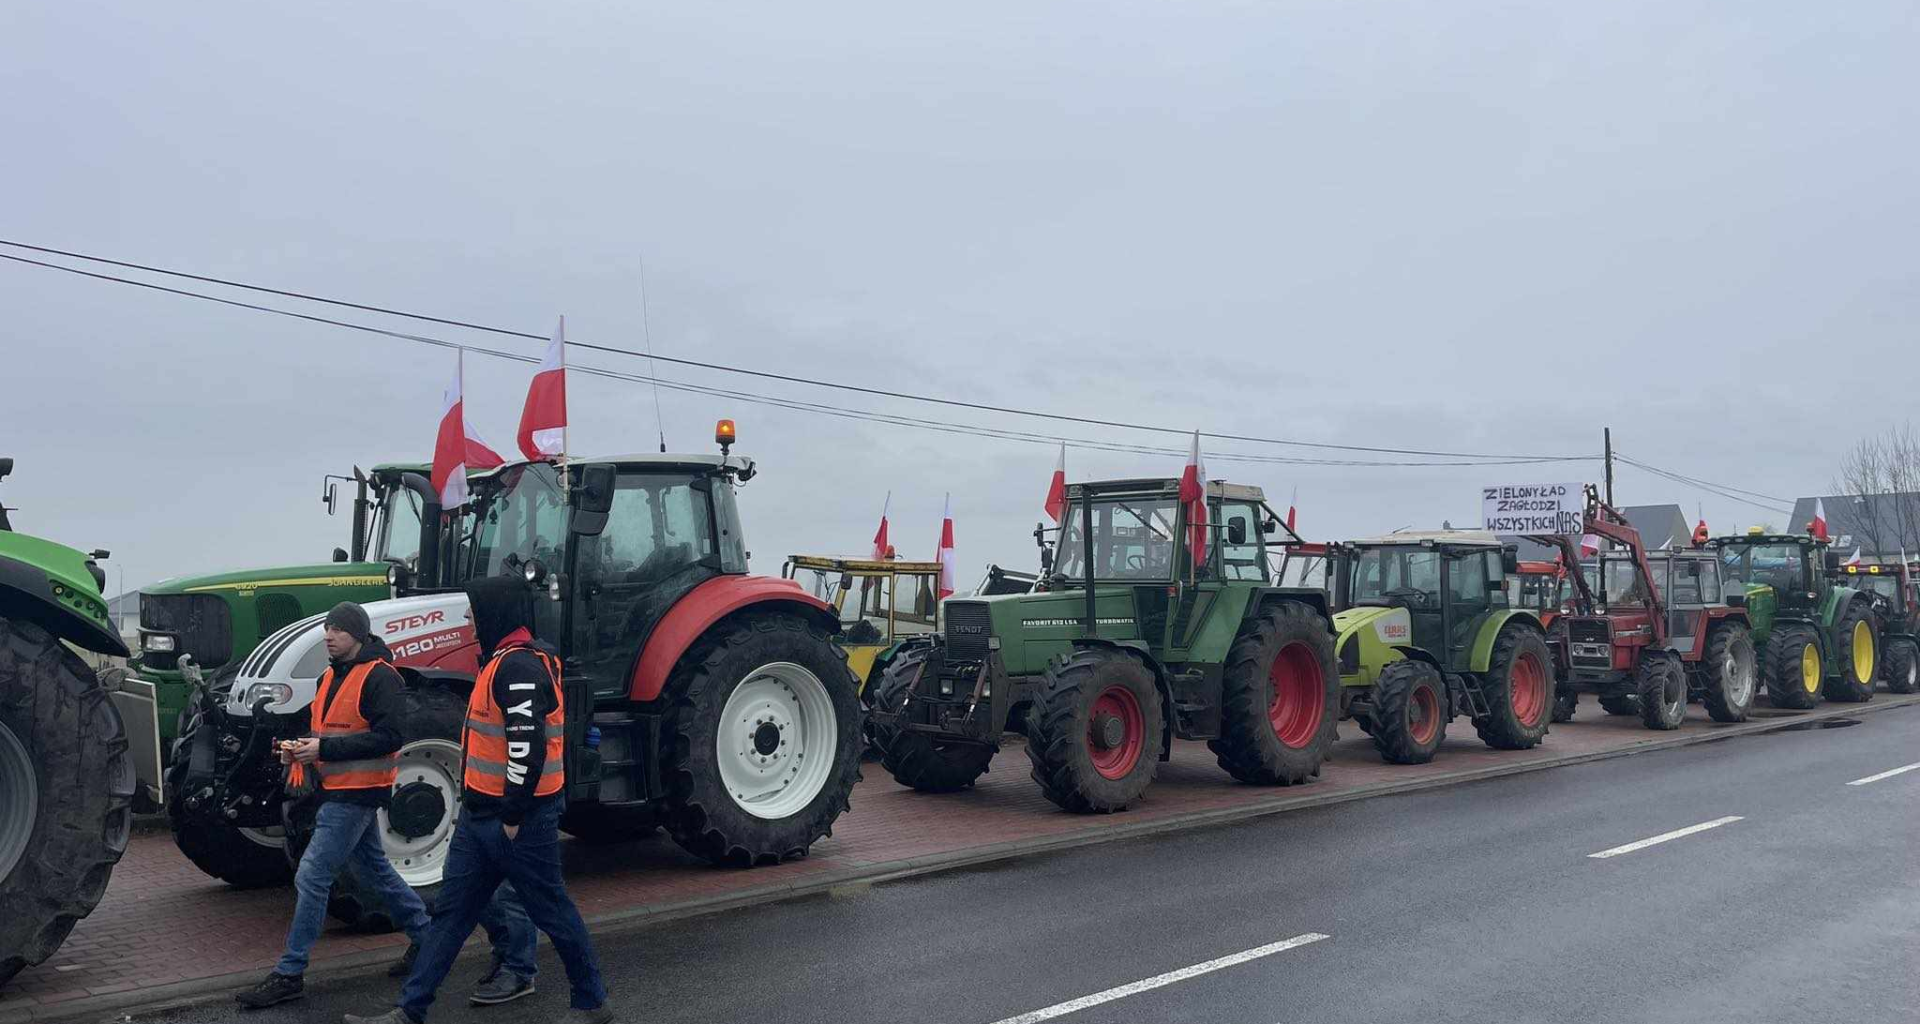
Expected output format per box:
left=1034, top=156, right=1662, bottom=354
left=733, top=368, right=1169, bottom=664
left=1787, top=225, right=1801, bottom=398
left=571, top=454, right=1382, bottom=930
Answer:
left=1667, top=558, right=1717, bottom=653
left=1441, top=549, right=1503, bottom=670
left=1159, top=499, right=1242, bottom=657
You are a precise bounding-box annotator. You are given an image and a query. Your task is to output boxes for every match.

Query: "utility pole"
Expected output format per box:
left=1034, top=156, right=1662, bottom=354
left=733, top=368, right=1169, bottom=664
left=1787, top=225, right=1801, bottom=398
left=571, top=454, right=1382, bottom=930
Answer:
left=1604, top=428, right=1615, bottom=507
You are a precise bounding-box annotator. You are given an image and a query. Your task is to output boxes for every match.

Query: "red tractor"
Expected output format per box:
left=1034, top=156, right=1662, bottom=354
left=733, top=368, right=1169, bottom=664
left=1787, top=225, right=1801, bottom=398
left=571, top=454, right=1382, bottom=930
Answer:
left=1532, top=490, right=1757, bottom=728
left=1509, top=559, right=1571, bottom=627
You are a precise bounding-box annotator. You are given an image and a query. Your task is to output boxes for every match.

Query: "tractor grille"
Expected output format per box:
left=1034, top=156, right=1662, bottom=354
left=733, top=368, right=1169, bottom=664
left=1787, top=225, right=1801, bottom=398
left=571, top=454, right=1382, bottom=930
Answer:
left=944, top=602, right=993, bottom=663
left=140, top=593, right=233, bottom=669
left=1566, top=618, right=1611, bottom=646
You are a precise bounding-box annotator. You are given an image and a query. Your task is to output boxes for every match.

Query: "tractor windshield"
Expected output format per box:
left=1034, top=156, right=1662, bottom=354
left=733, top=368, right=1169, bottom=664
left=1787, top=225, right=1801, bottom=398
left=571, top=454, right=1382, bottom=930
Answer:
left=1594, top=557, right=1650, bottom=607
left=1349, top=546, right=1441, bottom=605
left=1053, top=497, right=1181, bottom=581
left=470, top=463, right=569, bottom=580
left=1721, top=543, right=1808, bottom=596
left=373, top=482, right=427, bottom=567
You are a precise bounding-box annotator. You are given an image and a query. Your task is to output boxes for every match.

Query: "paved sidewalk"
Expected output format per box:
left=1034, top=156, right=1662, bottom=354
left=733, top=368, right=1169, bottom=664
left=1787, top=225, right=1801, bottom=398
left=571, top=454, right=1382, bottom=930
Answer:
left=3, top=694, right=1911, bottom=1021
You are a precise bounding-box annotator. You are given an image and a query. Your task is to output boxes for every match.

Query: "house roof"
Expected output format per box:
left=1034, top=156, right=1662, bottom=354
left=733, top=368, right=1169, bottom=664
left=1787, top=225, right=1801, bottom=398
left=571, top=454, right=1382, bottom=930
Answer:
left=1790, top=493, right=1920, bottom=559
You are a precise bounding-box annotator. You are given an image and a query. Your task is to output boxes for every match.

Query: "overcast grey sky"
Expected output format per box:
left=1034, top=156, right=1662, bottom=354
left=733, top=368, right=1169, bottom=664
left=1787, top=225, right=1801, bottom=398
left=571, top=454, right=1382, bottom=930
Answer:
left=4, top=1, right=1917, bottom=596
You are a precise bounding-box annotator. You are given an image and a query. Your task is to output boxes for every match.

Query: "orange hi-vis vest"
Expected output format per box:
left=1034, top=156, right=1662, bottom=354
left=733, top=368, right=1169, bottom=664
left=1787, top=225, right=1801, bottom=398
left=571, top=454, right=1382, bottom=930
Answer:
left=462, top=645, right=566, bottom=798
left=288, top=661, right=400, bottom=793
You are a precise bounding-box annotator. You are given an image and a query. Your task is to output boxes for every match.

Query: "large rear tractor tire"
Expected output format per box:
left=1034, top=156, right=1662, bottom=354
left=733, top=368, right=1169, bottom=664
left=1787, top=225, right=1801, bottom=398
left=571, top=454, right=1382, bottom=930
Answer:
left=1822, top=604, right=1878, bottom=703
left=284, top=686, right=466, bottom=930
left=1764, top=624, right=1824, bottom=710
left=871, top=648, right=995, bottom=792
left=1598, top=694, right=1641, bottom=716
left=164, top=711, right=293, bottom=889
left=660, top=612, right=863, bottom=867
left=0, top=618, right=134, bottom=988
left=1472, top=625, right=1555, bottom=750
left=1636, top=655, right=1686, bottom=731
left=1884, top=638, right=1919, bottom=695
left=1209, top=603, right=1339, bottom=785
left=1701, top=624, right=1758, bottom=723
left=1368, top=659, right=1448, bottom=765
left=1027, top=647, right=1163, bottom=813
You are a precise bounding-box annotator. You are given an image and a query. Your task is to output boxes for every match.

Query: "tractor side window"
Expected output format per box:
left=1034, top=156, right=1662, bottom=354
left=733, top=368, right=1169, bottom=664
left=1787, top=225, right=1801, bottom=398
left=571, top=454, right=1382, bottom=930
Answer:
left=1447, top=551, right=1494, bottom=615
left=1697, top=559, right=1722, bottom=604
left=1218, top=502, right=1265, bottom=582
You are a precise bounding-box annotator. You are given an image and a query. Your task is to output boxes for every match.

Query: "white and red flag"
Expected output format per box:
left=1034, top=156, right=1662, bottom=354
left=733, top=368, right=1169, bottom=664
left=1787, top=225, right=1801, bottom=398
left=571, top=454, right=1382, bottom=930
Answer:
left=517, top=316, right=568, bottom=461
left=1044, top=444, right=1067, bottom=523
left=870, top=492, right=892, bottom=561
left=1810, top=497, right=1830, bottom=542
left=935, top=493, right=957, bottom=600
left=1178, top=431, right=1208, bottom=570
left=1845, top=547, right=1864, bottom=566
left=1579, top=533, right=1602, bottom=557
left=432, top=350, right=505, bottom=509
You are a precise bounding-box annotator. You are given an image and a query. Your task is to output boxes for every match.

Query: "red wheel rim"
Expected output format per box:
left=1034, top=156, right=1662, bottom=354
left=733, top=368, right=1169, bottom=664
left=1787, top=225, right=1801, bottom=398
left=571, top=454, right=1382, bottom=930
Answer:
left=1509, top=651, right=1546, bottom=726
left=1409, top=679, right=1440, bottom=744
left=1087, top=684, right=1146, bottom=780
left=1268, top=642, right=1326, bottom=749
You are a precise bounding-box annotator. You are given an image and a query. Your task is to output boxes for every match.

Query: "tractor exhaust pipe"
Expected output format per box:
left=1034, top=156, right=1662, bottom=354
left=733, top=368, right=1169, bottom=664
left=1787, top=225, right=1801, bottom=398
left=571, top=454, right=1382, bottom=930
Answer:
left=397, top=472, right=442, bottom=587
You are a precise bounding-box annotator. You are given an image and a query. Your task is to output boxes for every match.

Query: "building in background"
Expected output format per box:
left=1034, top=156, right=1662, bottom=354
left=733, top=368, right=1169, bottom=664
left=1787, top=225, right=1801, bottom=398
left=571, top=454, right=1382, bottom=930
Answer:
left=1790, top=493, right=1920, bottom=561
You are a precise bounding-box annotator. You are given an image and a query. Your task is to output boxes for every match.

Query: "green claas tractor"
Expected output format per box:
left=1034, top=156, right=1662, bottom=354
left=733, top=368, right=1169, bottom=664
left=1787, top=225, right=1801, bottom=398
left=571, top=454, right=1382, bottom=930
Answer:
left=1714, top=531, right=1877, bottom=709
left=0, top=457, right=140, bottom=988
left=867, top=477, right=1340, bottom=813
left=1833, top=560, right=1920, bottom=695
left=1330, top=531, right=1556, bottom=764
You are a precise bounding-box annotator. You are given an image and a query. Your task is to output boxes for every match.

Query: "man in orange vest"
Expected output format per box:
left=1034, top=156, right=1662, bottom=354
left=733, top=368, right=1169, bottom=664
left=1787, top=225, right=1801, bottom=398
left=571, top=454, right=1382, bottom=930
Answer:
left=237, top=603, right=431, bottom=1010
left=347, top=577, right=611, bottom=1024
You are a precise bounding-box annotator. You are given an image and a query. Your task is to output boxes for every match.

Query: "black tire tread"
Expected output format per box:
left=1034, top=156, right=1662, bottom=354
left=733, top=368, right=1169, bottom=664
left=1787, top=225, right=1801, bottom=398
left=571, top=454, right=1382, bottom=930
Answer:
left=1764, top=623, right=1823, bottom=710
left=1025, top=648, right=1162, bottom=813
left=1597, top=694, right=1641, bottom=716
left=1368, top=659, right=1447, bottom=765
left=164, top=713, right=294, bottom=889
left=1822, top=603, right=1877, bottom=703
left=1207, top=602, right=1339, bottom=785
left=872, top=648, right=994, bottom=793
left=1884, top=638, right=1919, bottom=695
left=1701, top=623, right=1756, bottom=723
left=1472, top=624, right=1555, bottom=750
left=1636, top=655, right=1685, bottom=731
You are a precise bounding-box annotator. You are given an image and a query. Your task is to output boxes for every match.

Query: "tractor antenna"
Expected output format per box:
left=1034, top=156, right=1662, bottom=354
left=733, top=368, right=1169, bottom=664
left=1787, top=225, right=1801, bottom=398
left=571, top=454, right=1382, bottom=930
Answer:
left=638, top=255, right=667, bottom=453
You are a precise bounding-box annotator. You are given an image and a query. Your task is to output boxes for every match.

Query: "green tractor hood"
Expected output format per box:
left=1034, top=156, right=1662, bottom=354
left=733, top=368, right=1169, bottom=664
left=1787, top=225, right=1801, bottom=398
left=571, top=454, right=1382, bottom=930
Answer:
left=949, top=586, right=1147, bottom=678
left=1330, top=605, right=1412, bottom=688
left=0, top=531, right=125, bottom=656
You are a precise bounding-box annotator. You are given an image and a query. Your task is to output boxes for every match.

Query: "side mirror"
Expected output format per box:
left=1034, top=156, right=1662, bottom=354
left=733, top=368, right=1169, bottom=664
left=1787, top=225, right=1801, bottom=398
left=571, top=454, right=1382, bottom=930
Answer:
left=332, top=547, right=349, bottom=563
left=1262, top=518, right=1278, bottom=535
left=1487, top=579, right=1505, bottom=595
left=0, top=456, right=13, bottom=481
left=1502, top=549, right=1520, bottom=575
left=1227, top=518, right=1248, bottom=546
left=575, top=464, right=616, bottom=515
left=323, top=482, right=338, bottom=516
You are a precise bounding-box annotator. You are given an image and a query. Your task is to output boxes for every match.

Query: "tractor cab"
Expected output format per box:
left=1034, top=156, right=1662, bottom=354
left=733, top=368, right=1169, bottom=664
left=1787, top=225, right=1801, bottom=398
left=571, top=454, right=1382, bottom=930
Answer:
left=1341, top=531, right=1517, bottom=674
left=781, top=554, right=942, bottom=691
left=1507, top=560, right=1572, bottom=625
left=1834, top=561, right=1916, bottom=630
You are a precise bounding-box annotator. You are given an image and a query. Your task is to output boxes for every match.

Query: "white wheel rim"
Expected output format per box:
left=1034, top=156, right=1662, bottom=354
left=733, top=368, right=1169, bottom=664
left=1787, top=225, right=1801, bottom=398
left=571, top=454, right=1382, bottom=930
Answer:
left=238, top=826, right=285, bottom=850
left=1907, top=661, right=1916, bottom=687
left=716, top=661, right=837, bottom=821
left=1725, top=650, right=1754, bottom=706
left=378, top=738, right=461, bottom=887
left=0, top=720, right=38, bottom=883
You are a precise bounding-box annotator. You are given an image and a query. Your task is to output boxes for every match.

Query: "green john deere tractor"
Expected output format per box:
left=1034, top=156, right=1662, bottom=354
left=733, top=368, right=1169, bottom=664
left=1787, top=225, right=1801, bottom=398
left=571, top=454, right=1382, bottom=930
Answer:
left=867, top=477, right=1341, bottom=813
left=0, top=457, right=140, bottom=988
left=1329, top=532, right=1556, bottom=764
left=1714, top=531, right=1877, bottom=709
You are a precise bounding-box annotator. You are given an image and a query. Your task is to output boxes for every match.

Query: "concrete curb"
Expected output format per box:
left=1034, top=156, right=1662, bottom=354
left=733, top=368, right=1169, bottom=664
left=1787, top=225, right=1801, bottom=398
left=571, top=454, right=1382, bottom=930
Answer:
left=10, top=695, right=1914, bottom=1023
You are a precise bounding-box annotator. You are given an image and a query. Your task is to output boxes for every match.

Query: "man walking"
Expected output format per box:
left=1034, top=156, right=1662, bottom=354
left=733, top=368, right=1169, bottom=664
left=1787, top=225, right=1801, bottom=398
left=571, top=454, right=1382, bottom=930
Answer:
left=348, top=576, right=611, bottom=1024
left=386, top=880, right=538, bottom=1006
left=237, top=603, right=431, bottom=1009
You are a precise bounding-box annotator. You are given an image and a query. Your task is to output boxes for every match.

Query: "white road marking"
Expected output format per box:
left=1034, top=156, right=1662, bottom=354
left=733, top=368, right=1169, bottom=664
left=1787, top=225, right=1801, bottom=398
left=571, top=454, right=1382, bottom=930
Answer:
left=1846, top=762, right=1920, bottom=786
left=1588, top=816, right=1744, bottom=859
left=985, top=932, right=1330, bottom=1024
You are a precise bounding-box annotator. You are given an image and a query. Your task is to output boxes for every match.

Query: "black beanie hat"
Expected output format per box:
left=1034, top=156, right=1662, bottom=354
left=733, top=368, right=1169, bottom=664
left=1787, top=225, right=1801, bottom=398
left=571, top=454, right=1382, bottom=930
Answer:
left=324, top=602, right=372, bottom=642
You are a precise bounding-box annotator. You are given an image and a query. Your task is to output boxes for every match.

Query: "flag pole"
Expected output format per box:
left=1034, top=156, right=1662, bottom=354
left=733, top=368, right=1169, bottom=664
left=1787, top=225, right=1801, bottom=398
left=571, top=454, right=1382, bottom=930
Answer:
left=559, top=316, right=571, bottom=504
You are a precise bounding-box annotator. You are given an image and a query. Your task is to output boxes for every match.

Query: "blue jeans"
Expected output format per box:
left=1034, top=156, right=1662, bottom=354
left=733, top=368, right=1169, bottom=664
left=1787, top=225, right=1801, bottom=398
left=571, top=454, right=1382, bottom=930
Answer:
left=276, top=801, right=430, bottom=977
left=399, top=797, right=604, bottom=1020
left=480, top=881, right=537, bottom=980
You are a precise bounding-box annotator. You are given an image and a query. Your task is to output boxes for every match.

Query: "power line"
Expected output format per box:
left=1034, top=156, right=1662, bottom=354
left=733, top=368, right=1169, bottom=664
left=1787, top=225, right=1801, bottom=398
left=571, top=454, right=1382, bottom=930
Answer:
left=0, top=238, right=1591, bottom=463
left=1615, top=452, right=1792, bottom=504
left=1615, top=455, right=1795, bottom=517
left=0, top=249, right=1580, bottom=469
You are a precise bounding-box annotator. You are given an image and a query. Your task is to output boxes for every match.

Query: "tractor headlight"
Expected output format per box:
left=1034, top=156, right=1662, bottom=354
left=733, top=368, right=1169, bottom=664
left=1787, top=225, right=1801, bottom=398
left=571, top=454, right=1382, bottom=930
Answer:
left=142, top=632, right=177, bottom=653
left=939, top=677, right=954, bottom=696
left=245, top=682, right=294, bottom=708
left=387, top=564, right=408, bottom=590
left=986, top=636, right=1001, bottom=651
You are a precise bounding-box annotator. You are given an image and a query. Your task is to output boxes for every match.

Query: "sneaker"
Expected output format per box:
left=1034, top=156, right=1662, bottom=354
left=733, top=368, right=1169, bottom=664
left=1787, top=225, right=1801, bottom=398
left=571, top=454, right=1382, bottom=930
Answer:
left=565, top=1004, right=614, bottom=1024
left=386, top=942, right=421, bottom=978
left=235, top=972, right=304, bottom=1009
left=470, top=965, right=535, bottom=1006
left=343, top=1010, right=420, bottom=1024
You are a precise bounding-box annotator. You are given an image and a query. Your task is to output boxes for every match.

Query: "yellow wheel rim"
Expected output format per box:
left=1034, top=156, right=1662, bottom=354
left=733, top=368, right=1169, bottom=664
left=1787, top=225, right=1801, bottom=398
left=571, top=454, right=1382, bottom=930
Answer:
left=1801, top=643, right=1821, bottom=693
left=1853, top=620, right=1874, bottom=683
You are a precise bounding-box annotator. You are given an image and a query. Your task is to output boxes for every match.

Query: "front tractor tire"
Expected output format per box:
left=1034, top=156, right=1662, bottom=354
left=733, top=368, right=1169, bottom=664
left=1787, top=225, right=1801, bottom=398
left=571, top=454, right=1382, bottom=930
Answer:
left=1823, top=604, right=1878, bottom=704
left=1368, top=659, right=1448, bottom=765
left=1764, top=624, right=1825, bottom=710
left=872, top=648, right=995, bottom=793
left=1472, top=625, right=1555, bottom=750
left=1209, top=603, right=1340, bottom=785
left=1884, top=638, right=1920, bottom=695
left=0, top=617, right=135, bottom=988
left=1636, top=655, right=1686, bottom=731
left=1027, top=647, right=1164, bottom=813
left=165, top=712, right=293, bottom=889
left=1701, top=624, right=1757, bottom=723
left=660, top=612, right=863, bottom=867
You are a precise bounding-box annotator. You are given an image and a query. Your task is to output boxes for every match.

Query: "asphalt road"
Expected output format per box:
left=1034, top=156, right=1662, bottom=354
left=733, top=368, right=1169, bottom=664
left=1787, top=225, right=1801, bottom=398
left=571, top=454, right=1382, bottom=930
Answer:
left=123, top=704, right=1920, bottom=1024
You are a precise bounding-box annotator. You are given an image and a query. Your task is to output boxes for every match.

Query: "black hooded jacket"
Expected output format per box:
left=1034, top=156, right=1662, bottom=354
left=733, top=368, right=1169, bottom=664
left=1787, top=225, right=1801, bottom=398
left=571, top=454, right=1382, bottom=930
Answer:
left=463, top=575, right=561, bottom=826
left=312, top=634, right=407, bottom=808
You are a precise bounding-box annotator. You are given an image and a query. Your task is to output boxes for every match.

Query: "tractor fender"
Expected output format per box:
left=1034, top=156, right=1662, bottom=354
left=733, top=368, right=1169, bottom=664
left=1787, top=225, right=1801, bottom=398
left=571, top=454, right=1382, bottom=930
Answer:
left=1252, top=587, right=1330, bottom=624
left=0, top=551, right=127, bottom=657
left=1069, top=637, right=1177, bottom=759
left=1466, top=610, right=1544, bottom=674
left=627, top=575, right=838, bottom=702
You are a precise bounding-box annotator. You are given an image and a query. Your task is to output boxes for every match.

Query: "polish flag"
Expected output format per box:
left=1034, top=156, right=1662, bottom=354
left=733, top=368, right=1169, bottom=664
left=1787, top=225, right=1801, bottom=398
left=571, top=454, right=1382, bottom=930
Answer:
left=1579, top=533, right=1601, bottom=557
left=1178, top=431, right=1208, bottom=569
left=870, top=493, right=891, bottom=561
left=1845, top=547, right=1863, bottom=566
left=1043, top=444, right=1067, bottom=523
left=516, top=316, right=568, bottom=461
left=1809, top=498, right=1829, bottom=542
left=935, top=494, right=957, bottom=600
left=431, top=351, right=505, bottom=509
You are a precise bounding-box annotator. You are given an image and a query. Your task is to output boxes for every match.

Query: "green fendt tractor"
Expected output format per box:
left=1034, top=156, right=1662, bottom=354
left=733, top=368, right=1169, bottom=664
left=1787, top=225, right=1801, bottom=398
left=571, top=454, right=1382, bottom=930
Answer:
left=0, top=458, right=140, bottom=988
left=132, top=465, right=442, bottom=765
left=1330, top=532, right=1556, bottom=764
left=1714, top=531, right=1877, bottom=709
left=868, top=477, right=1341, bottom=813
